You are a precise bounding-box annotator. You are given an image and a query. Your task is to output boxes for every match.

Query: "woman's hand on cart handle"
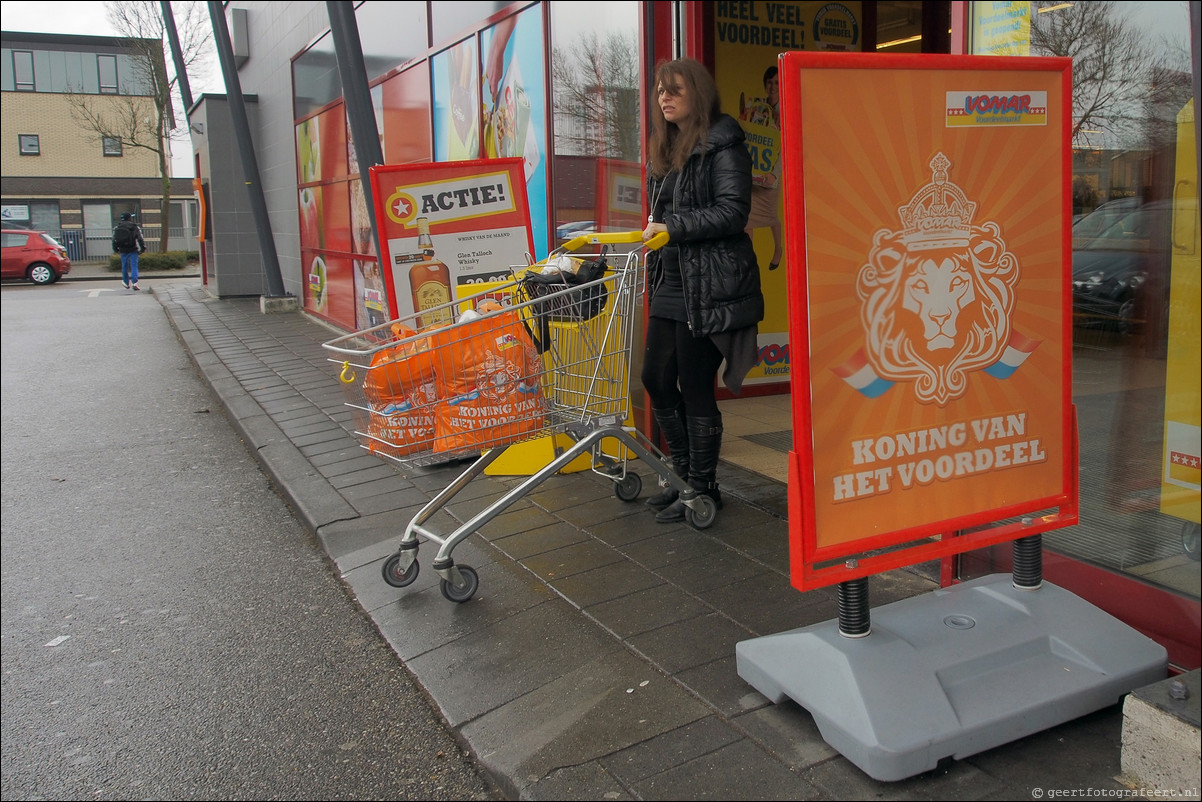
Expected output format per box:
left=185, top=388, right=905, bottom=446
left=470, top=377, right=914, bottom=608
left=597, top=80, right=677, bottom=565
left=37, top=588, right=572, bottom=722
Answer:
left=642, top=224, right=668, bottom=250
left=560, top=230, right=667, bottom=252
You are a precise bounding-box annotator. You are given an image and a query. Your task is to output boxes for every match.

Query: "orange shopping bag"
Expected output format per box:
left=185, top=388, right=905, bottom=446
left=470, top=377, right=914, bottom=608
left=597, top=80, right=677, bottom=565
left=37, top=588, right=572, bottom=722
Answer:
left=362, top=324, right=439, bottom=457
left=429, top=309, right=545, bottom=454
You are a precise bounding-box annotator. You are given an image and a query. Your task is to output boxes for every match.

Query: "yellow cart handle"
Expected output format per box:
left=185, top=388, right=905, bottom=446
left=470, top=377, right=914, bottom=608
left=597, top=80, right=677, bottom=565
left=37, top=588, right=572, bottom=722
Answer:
left=560, top=230, right=668, bottom=252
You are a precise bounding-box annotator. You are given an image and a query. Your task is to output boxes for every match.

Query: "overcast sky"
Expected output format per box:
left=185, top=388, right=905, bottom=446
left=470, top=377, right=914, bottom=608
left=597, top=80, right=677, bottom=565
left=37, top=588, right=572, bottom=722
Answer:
left=1, top=0, right=223, bottom=177
left=2, top=1, right=119, bottom=38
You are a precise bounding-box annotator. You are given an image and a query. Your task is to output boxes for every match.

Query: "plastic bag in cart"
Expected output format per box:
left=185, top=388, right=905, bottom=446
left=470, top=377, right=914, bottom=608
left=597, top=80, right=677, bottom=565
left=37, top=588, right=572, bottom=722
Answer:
left=429, top=308, right=546, bottom=454
left=362, top=323, right=439, bottom=457
left=518, top=254, right=609, bottom=353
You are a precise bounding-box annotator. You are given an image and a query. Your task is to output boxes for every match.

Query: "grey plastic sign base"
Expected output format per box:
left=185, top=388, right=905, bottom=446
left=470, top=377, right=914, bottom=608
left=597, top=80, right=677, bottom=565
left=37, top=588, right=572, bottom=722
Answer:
left=735, top=574, right=1168, bottom=782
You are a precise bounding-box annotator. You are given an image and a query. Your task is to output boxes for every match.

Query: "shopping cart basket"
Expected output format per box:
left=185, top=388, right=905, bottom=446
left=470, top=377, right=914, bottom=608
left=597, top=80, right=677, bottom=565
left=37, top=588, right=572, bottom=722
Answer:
left=322, top=231, right=717, bottom=603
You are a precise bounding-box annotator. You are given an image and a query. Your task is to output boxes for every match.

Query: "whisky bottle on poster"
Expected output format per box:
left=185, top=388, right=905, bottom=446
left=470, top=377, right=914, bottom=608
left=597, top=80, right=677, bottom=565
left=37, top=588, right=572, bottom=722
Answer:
left=403, top=217, right=452, bottom=328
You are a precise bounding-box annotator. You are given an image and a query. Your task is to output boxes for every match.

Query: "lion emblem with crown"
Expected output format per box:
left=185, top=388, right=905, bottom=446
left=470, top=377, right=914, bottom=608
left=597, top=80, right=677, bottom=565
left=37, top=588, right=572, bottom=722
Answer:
left=856, top=153, right=1020, bottom=407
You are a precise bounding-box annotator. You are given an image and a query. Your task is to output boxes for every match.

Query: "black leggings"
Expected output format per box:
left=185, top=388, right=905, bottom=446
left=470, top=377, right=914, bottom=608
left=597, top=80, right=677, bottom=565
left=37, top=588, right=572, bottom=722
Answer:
left=641, top=316, right=723, bottom=418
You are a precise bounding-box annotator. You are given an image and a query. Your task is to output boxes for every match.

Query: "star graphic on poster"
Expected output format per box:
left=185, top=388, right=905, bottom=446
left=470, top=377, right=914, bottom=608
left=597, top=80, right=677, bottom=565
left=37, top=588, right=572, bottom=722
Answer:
left=383, top=189, right=419, bottom=226
left=1172, top=451, right=1200, bottom=468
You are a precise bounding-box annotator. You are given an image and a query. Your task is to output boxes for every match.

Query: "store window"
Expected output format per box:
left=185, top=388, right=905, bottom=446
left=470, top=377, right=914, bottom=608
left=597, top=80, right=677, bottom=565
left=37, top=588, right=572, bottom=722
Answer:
left=484, top=6, right=549, bottom=252
left=426, top=5, right=553, bottom=253
left=356, top=0, right=428, bottom=81
left=431, top=38, right=480, bottom=162
left=378, top=62, right=432, bottom=167
left=429, top=1, right=511, bottom=46
left=291, top=2, right=642, bottom=325
left=963, top=0, right=1200, bottom=667
left=548, top=2, right=643, bottom=243
left=293, top=5, right=437, bottom=331
left=293, top=32, right=341, bottom=119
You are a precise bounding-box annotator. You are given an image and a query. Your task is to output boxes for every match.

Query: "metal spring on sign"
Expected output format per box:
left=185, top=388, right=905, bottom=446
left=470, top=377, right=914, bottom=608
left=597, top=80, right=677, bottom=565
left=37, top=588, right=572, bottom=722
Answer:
left=838, top=576, right=871, bottom=638
left=1012, top=534, right=1043, bottom=589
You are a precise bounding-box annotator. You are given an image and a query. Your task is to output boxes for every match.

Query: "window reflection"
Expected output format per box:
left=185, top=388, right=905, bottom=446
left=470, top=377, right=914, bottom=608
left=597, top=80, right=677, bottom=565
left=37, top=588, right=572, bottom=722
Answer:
left=356, top=1, right=428, bottom=82
left=549, top=2, right=643, bottom=242
left=967, top=1, right=1201, bottom=600
left=429, top=1, right=511, bottom=47
left=293, top=32, right=340, bottom=119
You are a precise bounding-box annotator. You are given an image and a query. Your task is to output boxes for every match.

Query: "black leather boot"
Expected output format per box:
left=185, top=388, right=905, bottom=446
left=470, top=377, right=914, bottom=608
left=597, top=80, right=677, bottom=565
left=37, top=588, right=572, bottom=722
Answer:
left=655, top=415, right=724, bottom=523
left=646, top=406, right=689, bottom=510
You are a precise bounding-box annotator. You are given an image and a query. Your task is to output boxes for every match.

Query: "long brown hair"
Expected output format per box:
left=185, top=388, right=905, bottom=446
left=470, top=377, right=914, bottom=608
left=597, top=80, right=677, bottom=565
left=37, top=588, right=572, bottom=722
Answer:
left=647, top=58, right=722, bottom=178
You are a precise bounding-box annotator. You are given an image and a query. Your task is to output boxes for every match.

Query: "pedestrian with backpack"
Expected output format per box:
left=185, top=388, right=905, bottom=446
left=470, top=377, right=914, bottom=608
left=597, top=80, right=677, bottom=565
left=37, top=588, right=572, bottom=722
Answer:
left=112, top=212, right=146, bottom=290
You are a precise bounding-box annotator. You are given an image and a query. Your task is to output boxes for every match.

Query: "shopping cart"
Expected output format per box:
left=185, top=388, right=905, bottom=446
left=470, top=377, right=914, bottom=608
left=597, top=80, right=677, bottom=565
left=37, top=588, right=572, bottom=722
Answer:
left=322, top=231, right=717, bottom=603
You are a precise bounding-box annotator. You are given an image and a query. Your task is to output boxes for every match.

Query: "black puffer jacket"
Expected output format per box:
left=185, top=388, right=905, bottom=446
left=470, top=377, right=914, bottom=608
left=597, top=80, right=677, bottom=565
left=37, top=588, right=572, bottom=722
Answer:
left=647, top=114, right=764, bottom=336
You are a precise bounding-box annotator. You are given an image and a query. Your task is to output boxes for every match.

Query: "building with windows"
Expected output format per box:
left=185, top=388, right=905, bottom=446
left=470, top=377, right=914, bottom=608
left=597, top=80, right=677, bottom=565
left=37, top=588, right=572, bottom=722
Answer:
left=198, top=1, right=1198, bottom=672
left=0, top=30, right=197, bottom=259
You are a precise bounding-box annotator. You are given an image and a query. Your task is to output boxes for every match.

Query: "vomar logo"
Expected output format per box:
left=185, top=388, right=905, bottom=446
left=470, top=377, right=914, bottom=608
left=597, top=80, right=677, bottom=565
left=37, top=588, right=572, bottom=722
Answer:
left=756, top=340, right=791, bottom=378
left=946, top=91, right=1047, bottom=127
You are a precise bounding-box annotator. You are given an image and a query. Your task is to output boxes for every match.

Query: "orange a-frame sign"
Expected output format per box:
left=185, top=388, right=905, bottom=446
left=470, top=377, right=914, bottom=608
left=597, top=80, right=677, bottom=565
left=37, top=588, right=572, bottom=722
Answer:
left=781, top=52, right=1079, bottom=591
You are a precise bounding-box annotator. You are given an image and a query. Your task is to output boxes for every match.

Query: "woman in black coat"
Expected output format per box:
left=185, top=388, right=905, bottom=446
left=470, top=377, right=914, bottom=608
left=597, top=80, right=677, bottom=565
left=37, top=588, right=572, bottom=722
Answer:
left=641, top=58, right=764, bottom=523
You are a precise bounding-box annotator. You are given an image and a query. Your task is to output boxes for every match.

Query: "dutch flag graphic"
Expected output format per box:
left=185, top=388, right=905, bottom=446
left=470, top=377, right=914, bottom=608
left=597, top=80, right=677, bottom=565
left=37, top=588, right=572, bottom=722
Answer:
left=982, top=331, right=1042, bottom=380
left=834, top=331, right=1041, bottom=398
left=831, top=350, right=894, bottom=398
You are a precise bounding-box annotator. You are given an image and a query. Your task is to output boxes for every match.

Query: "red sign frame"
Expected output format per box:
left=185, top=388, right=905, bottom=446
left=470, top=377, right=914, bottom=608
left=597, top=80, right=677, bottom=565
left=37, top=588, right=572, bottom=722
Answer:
left=780, top=52, right=1078, bottom=591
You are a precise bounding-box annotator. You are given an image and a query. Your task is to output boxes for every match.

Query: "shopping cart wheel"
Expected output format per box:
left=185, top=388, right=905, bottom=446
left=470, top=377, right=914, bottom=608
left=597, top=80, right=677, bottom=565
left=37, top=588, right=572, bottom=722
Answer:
left=441, top=565, right=479, bottom=603
left=614, top=473, right=642, bottom=502
left=382, top=553, right=420, bottom=587
left=685, top=496, right=718, bottom=530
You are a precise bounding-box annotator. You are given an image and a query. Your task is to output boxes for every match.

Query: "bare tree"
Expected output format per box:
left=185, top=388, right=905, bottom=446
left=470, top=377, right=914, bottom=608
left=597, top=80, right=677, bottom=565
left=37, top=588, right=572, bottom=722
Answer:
left=1028, top=0, right=1170, bottom=150
left=551, top=31, right=641, bottom=161
left=66, top=1, right=212, bottom=252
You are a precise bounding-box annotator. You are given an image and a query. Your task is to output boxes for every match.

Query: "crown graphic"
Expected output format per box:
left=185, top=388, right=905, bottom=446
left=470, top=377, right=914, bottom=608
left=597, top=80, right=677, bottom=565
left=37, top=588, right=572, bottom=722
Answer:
left=897, top=153, right=977, bottom=251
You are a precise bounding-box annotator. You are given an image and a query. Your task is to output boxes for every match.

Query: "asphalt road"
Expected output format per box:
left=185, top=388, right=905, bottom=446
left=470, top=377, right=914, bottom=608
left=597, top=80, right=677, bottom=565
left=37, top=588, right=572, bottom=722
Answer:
left=0, top=280, right=502, bottom=801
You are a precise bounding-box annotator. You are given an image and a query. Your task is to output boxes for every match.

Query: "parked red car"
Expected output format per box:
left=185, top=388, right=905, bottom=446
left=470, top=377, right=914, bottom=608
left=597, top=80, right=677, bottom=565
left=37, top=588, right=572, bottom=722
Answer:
left=1, top=229, right=72, bottom=285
